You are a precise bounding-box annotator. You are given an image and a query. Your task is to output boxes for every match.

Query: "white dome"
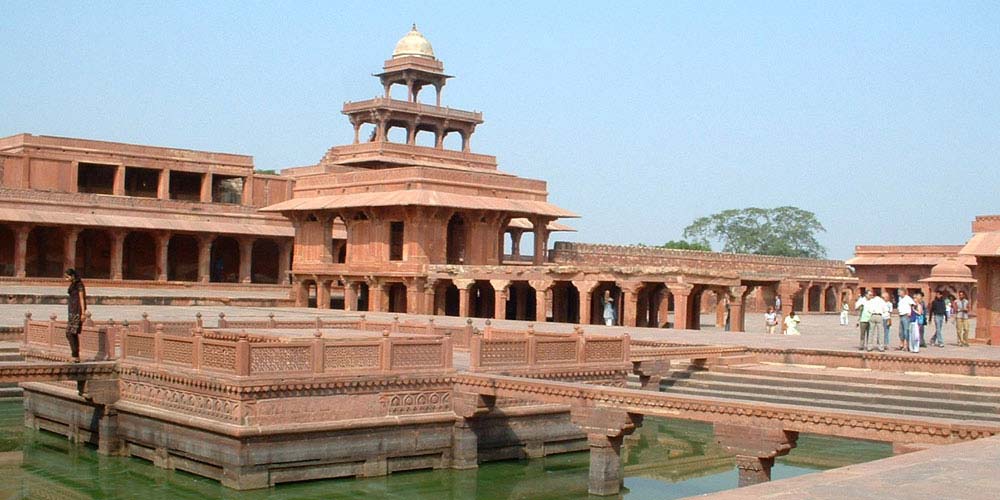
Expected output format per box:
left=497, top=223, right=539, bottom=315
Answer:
left=392, top=24, right=435, bottom=59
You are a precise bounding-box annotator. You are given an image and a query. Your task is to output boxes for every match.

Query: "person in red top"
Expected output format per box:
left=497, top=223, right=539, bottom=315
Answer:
left=64, top=268, right=87, bottom=362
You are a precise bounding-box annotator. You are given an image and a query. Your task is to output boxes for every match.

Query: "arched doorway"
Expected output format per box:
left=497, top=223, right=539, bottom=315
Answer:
left=824, top=286, right=839, bottom=312
left=75, top=229, right=111, bottom=279
left=210, top=236, right=240, bottom=283
left=590, top=282, right=622, bottom=325
left=251, top=239, right=280, bottom=284
left=0, top=225, right=14, bottom=276
left=123, top=232, right=157, bottom=280
left=505, top=281, right=537, bottom=320
left=635, top=283, right=667, bottom=328
left=469, top=280, right=495, bottom=318
left=808, top=285, right=822, bottom=312
left=386, top=282, right=407, bottom=313
left=446, top=214, right=467, bottom=264
left=168, top=234, right=199, bottom=282
left=26, top=226, right=64, bottom=277
left=434, top=281, right=460, bottom=316
left=552, top=281, right=580, bottom=324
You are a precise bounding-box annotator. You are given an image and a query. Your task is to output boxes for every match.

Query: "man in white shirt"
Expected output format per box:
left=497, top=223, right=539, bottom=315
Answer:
left=854, top=292, right=868, bottom=347
left=896, top=288, right=915, bottom=351
left=864, top=292, right=887, bottom=351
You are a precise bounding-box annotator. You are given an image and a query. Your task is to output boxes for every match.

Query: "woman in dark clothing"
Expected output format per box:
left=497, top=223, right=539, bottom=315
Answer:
left=65, top=268, right=86, bottom=362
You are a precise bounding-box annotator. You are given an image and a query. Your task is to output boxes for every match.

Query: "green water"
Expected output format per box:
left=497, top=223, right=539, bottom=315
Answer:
left=0, top=399, right=891, bottom=499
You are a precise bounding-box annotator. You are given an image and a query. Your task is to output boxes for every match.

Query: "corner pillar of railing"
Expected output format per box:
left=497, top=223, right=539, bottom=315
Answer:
left=392, top=315, right=400, bottom=334
left=142, top=312, right=151, bottom=333
left=577, top=329, right=587, bottom=364
left=154, top=324, right=165, bottom=366
left=236, top=331, right=250, bottom=376
left=84, top=311, right=94, bottom=327
left=526, top=324, right=537, bottom=366
left=483, top=319, right=493, bottom=339
left=464, top=318, right=474, bottom=342
left=48, top=313, right=57, bottom=348
left=380, top=330, right=392, bottom=373
left=316, top=316, right=323, bottom=330
left=426, top=318, right=435, bottom=335
left=218, top=312, right=228, bottom=329
left=469, top=327, right=483, bottom=372
left=192, top=328, right=203, bottom=370
left=623, top=333, right=631, bottom=362
left=312, top=330, right=324, bottom=374
left=195, top=312, right=203, bottom=329
left=120, top=320, right=130, bottom=361
left=443, top=331, right=453, bottom=369
left=268, top=313, right=277, bottom=328
left=22, top=312, right=31, bottom=345
left=359, top=314, right=368, bottom=331
left=106, top=318, right=118, bottom=359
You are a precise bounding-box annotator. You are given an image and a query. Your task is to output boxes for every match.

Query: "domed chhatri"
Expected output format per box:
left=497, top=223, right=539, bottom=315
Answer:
left=392, top=24, right=435, bottom=59
left=926, top=258, right=976, bottom=282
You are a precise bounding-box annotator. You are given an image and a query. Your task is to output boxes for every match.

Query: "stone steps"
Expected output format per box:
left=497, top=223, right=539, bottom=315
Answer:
left=719, top=365, right=1000, bottom=394
left=661, top=368, right=1000, bottom=423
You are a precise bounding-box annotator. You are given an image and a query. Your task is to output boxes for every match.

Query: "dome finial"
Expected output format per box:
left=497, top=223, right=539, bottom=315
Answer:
left=412, top=23, right=418, bottom=31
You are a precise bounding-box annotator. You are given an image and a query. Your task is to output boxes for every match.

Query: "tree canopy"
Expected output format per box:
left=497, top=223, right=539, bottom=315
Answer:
left=659, top=240, right=712, bottom=251
left=681, top=206, right=827, bottom=259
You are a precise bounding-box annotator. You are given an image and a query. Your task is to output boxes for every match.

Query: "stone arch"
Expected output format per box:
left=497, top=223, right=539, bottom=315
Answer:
left=505, top=281, right=537, bottom=321
left=824, top=286, right=839, bottom=312
left=434, top=280, right=460, bottom=316
left=26, top=226, right=64, bottom=277
left=75, top=228, right=111, bottom=279
left=687, top=285, right=715, bottom=330
left=386, top=282, right=407, bottom=313
left=808, top=285, right=823, bottom=312
left=415, top=129, right=436, bottom=148
left=301, top=279, right=317, bottom=308
left=251, top=239, right=280, bottom=284
left=590, top=282, right=623, bottom=326
left=442, top=130, right=463, bottom=151
left=122, top=232, right=157, bottom=280
left=446, top=214, right=467, bottom=265
left=210, top=236, right=240, bottom=283
left=0, top=224, right=13, bottom=276
left=551, top=281, right=580, bottom=324
left=167, top=234, right=199, bottom=282
left=469, top=280, right=495, bottom=318
left=792, top=287, right=805, bottom=313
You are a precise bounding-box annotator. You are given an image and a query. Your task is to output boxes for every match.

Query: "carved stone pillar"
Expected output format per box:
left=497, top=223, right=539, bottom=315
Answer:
left=158, top=169, right=171, bottom=199
left=455, top=279, right=474, bottom=318
left=714, top=423, right=798, bottom=488
left=621, top=282, right=642, bottom=327
left=819, top=284, right=829, bottom=313
left=317, top=279, right=331, bottom=310
left=777, top=280, right=800, bottom=317
left=571, top=407, right=642, bottom=496
left=668, top=284, right=693, bottom=330
left=491, top=280, right=510, bottom=320
left=155, top=232, right=170, bottom=282
left=657, top=288, right=671, bottom=328
left=197, top=235, right=214, bottom=283
left=574, top=280, right=598, bottom=325
left=278, top=240, right=293, bottom=285
left=63, top=227, right=80, bottom=273
left=343, top=281, right=358, bottom=311
left=292, top=279, right=307, bottom=307
left=238, top=238, right=254, bottom=283
left=530, top=280, right=551, bottom=322
left=199, top=172, right=212, bottom=203
left=13, top=225, right=30, bottom=278
left=109, top=230, right=127, bottom=281
left=532, top=220, right=550, bottom=265
left=728, top=285, right=748, bottom=333
left=369, top=280, right=384, bottom=312
left=113, top=165, right=125, bottom=196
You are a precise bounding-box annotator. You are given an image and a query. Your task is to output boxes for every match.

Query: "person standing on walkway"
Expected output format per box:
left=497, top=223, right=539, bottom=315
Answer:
left=601, top=290, right=615, bottom=327
left=764, top=306, right=778, bottom=334
left=881, top=291, right=894, bottom=350
left=864, top=291, right=886, bottom=352
left=955, top=290, right=971, bottom=346
left=856, top=290, right=872, bottom=350
left=909, top=298, right=924, bottom=353
left=896, top=288, right=915, bottom=351
left=64, top=269, right=87, bottom=363
left=783, top=310, right=801, bottom=335
left=929, top=291, right=947, bottom=347
left=915, top=292, right=928, bottom=347
left=839, top=301, right=850, bottom=326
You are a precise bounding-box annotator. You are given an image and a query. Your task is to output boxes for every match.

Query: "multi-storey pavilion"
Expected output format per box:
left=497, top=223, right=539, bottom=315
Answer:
left=0, top=134, right=296, bottom=285
left=264, top=27, right=857, bottom=331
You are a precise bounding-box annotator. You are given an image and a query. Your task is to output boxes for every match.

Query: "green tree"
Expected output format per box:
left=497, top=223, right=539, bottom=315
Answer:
left=681, top=206, right=827, bottom=258
left=659, top=240, right=712, bottom=251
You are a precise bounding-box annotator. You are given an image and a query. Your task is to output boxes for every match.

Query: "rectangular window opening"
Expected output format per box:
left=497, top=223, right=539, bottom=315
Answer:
left=124, top=166, right=160, bottom=198
left=170, top=171, right=203, bottom=201
left=389, top=221, right=404, bottom=261
left=77, top=163, right=117, bottom=194
left=212, top=175, right=244, bottom=204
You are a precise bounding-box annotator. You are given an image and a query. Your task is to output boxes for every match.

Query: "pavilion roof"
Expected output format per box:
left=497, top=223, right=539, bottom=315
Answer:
left=507, top=218, right=575, bottom=232
left=261, top=189, right=578, bottom=219
left=960, top=231, right=1000, bottom=257
left=845, top=255, right=976, bottom=267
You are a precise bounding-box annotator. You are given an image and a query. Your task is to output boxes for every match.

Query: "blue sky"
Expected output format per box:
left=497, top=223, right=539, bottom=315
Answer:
left=2, top=1, right=998, bottom=259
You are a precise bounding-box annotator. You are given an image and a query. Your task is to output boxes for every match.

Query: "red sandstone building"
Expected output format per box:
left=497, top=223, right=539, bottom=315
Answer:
left=2, top=26, right=861, bottom=330
left=847, top=245, right=978, bottom=304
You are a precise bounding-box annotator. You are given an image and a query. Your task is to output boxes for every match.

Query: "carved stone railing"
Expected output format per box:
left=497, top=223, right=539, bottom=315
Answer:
left=120, top=327, right=452, bottom=377
left=469, top=327, right=629, bottom=372
left=22, top=314, right=116, bottom=361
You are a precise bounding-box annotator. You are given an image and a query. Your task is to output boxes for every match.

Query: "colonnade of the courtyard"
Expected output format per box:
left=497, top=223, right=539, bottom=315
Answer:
left=295, top=276, right=855, bottom=330
left=0, top=223, right=291, bottom=284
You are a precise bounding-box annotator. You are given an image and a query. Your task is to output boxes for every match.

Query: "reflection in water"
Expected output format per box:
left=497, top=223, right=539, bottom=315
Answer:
left=0, top=400, right=891, bottom=499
